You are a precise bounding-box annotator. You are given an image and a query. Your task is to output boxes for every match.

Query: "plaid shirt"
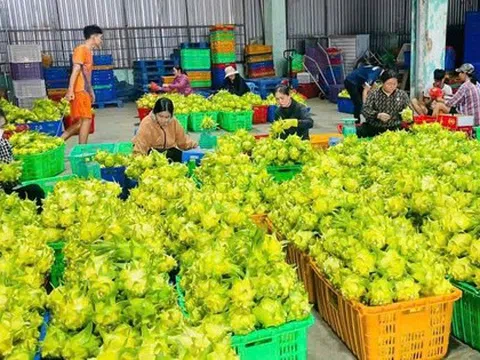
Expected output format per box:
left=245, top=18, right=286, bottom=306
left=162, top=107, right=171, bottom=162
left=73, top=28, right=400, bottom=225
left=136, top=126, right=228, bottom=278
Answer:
left=446, top=80, right=480, bottom=125
left=0, top=138, right=13, bottom=164
left=362, top=88, right=410, bottom=129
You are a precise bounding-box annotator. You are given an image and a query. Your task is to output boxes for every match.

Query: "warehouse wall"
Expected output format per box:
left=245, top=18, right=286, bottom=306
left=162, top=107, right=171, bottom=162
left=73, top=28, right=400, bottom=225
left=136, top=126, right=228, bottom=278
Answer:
left=287, top=0, right=479, bottom=52
left=0, top=0, right=264, bottom=68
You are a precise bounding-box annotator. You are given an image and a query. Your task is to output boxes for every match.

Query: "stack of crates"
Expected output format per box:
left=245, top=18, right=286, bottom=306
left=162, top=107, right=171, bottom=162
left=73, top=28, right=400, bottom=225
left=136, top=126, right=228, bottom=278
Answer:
left=133, top=59, right=175, bottom=93
left=180, top=49, right=211, bottom=88
left=180, top=42, right=211, bottom=89
left=245, top=45, right=275, bottom=79
left=210, top=25, right=236, bottom=89
left=8, top=44, right=46, bottom=109
left=44, top=67, right=70, bottom=102
left=92, top=55, right=120, bottom=107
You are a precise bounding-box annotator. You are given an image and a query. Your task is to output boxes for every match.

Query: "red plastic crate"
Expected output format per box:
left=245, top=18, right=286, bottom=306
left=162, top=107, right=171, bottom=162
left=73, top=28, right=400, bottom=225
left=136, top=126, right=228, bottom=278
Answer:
left=137, top=107, right=151, bottom=120
left=438, top=114, right=458, bottom=130
left=252, top=105, right=268, bottom=124
left=63, top=114, right=95, bottom=134
left=254, top=134, right=269, bottom=140
left=414, top=115, right=437, bottom=124
left=457, top=126, right=473, bottom=137
left=298, top=83, right=320, bottom=99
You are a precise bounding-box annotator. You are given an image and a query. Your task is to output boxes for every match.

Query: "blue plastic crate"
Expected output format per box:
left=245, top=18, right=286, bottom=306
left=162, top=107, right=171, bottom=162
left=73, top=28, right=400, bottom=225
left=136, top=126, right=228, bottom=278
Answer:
left=404, top=51, right=411, bottom=68
left=44, top=67, right=69, bottom=80
left=180, top=42, right=210, bottom=49
left=267, top=105, right=277, bottom=122
left=181, top=148, right=213, bottom=164
left=248, top=77, right=282, bottom=88
left=92, top=70, right=115, bottom=85
left=27, top=120, right=63, bottom=137
left=337, top=98, right=355, bottom=114
left=101, top=166, right=126, bottom=188
left=321, top=65, right=344, bottom=85
left=33, top=312, right=50, bottom=360
left=93, top=54, right=113, bottom=65
left=46, top=79, right=69, bottom=89
left=133, top=59, right=175, bottom=69
left=248, top=60, right=274, bottom=70
left=445, top=47, right=456, bottom=71
left=94, top=88, right=117, bottom=102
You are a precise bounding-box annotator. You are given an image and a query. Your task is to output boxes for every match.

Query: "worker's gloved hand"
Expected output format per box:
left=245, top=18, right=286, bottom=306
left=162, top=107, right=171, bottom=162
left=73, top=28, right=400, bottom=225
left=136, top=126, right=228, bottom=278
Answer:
left=283, top=119, right=298, bottom=129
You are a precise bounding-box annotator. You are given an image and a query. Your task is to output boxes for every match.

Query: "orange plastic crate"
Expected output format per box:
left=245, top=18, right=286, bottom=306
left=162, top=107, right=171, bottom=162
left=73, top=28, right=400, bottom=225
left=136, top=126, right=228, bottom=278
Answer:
left=162, top=75, right=175, bottom=85
left=188, top=71, right=211, bottom=81
left=250, top=214, right=274, bottom=233
left=311, top=262, right=461, bottom=360
left=93, top=65, right=114, bottom=70
left=248, top=69, right=276, bottom=78
left=211, top=41, right=235, bottom=53
left=285, top=244, right=316, bottom=304
left=245, top=44, right=273, bottom=56
left=210, top=24, right=235, bottom=31
left=310, top=133, right=343, bottom=150
left=247, top=54, right=274, bottom=63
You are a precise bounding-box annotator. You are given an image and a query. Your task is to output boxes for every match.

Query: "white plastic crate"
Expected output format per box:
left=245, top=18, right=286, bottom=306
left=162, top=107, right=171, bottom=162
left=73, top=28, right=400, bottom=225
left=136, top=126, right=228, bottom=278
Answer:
left=15, top=97, right=47, bottom=109
left=297, top=72, right=313, bottom=84
left=13, top=80, right=46, bottom=98
left=7, top=44, right=42, bottom=64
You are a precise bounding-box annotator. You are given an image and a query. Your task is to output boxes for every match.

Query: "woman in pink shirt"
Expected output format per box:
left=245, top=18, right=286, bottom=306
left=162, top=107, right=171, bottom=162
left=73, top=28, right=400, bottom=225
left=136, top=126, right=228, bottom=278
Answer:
left=150, top=66, right=193, bottom=95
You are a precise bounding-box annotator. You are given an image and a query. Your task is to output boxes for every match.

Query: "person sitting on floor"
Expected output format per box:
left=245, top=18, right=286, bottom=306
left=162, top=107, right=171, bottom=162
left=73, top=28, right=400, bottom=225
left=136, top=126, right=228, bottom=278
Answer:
left=357, top=69, right=411, bottom=138
left=411, top=69, right=453, bottom=116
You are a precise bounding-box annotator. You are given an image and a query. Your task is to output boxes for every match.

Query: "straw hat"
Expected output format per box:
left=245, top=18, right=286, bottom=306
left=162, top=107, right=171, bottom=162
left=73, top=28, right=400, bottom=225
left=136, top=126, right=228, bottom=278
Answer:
left=224, top=66, right=238, bottom=78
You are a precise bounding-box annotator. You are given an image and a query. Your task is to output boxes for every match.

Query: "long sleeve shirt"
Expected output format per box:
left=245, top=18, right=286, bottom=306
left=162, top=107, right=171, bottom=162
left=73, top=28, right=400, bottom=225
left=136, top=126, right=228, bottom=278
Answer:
left=362, top=88, right=410, bottom=129
left=0, top=138, right=13, bottom=163
left=274, top=99, right=314, bottom=140
left=446, top=80, right=480, bottom=125
left=133, top=114, right=196, bottom=155
left=162, top=74, right=193, bottom=96
left=222, top=76, right=250, bottom=96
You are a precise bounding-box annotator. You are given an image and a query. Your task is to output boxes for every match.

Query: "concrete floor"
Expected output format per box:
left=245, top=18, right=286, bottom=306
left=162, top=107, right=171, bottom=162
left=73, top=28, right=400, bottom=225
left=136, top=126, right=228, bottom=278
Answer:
left=65, top=98, right=479, bottom=360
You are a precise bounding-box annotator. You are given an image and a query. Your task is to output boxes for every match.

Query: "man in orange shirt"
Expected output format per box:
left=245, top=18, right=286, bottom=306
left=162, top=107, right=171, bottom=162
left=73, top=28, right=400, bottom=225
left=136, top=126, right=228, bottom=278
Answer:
left=62, top=25, right=103, bottom=144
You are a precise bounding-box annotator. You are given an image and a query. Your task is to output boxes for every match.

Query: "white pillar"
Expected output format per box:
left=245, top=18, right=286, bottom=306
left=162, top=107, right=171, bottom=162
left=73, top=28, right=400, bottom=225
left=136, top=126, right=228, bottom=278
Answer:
left=410, top=0, right=449, bottom=97
left=264, top=0, right=287, bottom=76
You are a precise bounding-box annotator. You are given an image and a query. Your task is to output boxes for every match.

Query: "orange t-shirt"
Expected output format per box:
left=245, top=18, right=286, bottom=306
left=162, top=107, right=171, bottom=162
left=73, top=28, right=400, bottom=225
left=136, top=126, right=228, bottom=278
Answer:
left=72, top=45, right=93, bottom=93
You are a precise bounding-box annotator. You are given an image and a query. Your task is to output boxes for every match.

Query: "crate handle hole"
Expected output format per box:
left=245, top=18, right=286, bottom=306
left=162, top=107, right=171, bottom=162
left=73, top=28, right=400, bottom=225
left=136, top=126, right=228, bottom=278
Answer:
left=244, top=337, right=273, bottom=348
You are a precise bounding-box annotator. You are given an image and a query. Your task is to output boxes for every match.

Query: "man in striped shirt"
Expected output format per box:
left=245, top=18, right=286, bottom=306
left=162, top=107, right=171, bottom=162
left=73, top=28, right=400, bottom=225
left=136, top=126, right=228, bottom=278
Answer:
left=433, top=63, right=480, bottom=125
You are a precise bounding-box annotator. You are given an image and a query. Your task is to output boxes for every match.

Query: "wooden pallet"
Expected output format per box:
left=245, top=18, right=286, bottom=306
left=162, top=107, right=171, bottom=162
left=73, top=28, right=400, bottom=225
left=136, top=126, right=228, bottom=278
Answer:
left=93, top=99, right=124, bottom=109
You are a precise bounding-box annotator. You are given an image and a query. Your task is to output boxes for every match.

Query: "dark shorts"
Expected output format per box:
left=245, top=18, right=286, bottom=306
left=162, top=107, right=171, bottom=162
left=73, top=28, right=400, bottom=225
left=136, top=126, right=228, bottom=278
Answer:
left=427, top=108, right=434, bottom=116
left=450, top=107, right=457, bottom=115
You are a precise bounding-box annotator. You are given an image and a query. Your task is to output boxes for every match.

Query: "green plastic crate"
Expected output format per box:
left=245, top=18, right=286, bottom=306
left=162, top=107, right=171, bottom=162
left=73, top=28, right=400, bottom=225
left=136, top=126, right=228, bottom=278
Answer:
left=16, top=144, right=65, bottom=181
left=189, top=112, right=218, bottom=132
left=232, top=315, right=314, bottom=360
left=22, top=174, right=76, bottom=194
left=48, top=241, right=65, bottom=288
left=199, top=132, right=217, bottom=149
left=68, top=142, right=132, bottom=178
left=190, top=80, right=212, bottom=88
left=176, top=114, right=189, bottom=131
left=181, top=49, right=211, bottom=70
left=267, top=164, right=303, bottom=182
left=210, top=31, right=235, bottom=42
left=175, top=275, right=313, bottom=360
left=211, top=52, right=236, bottom=64
left=220, top=111, right=253, bottom=132
left=451, top=280, right=480, bottom=350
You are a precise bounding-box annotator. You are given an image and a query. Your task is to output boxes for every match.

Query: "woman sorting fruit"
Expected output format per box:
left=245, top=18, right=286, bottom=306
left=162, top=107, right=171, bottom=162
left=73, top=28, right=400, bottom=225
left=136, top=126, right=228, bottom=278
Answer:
left=0, top=108, right=45, bottom=209
left=222, top=66, right=249, bottom=96
left=273, top=85, right=314, bottom=140
left=432, top=63, right=480, bottom=126
left=132, top=98, right=197, bottom=155
left=357, top=70, right=411, bottom=138
left=149, top=66, right=193, bottom=96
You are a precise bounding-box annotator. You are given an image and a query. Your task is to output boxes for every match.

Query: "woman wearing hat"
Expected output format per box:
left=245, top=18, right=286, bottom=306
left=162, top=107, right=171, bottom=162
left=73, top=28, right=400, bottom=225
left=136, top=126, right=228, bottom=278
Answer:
left=433, top=63, right=480, bottom=125
left=222, top=66, right=249, bottom=96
